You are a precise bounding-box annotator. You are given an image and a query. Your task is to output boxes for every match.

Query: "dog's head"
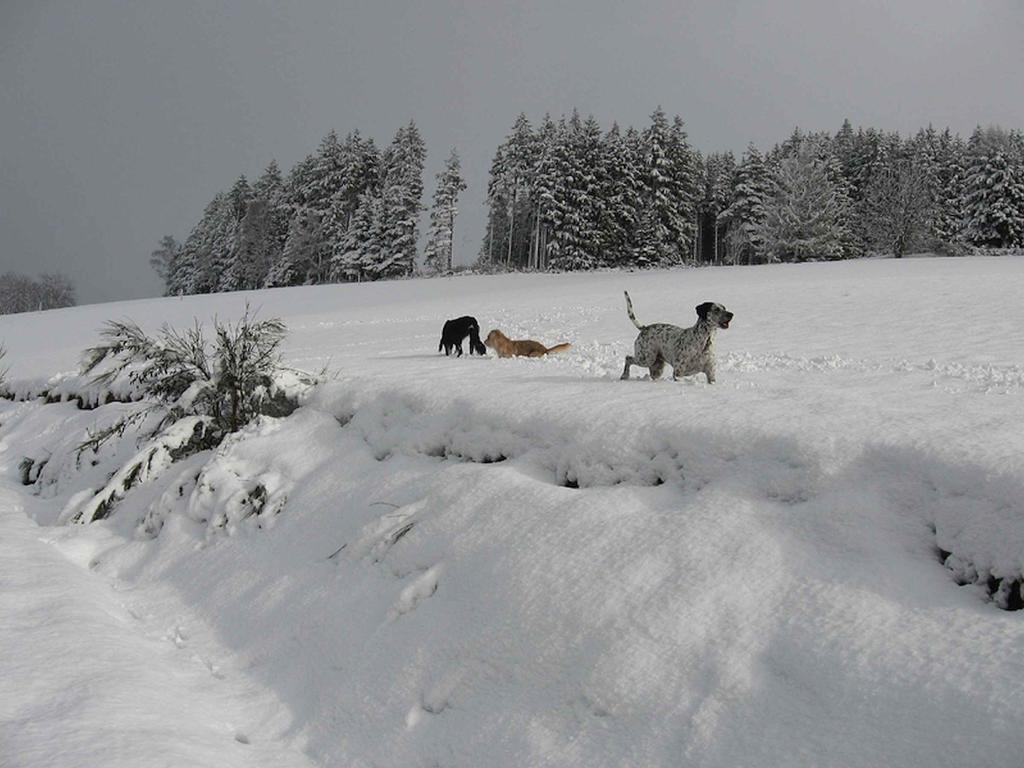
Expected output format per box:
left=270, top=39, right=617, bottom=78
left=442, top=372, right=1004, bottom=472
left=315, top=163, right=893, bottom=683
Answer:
left=696, top=302, right=733, bottom=329
left=484, top=329, right=504, bottom=348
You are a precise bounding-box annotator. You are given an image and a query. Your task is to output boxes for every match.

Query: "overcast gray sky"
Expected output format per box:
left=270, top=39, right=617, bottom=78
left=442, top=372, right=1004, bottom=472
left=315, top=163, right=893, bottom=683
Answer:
left=2, top=0, right=1022, bottom=304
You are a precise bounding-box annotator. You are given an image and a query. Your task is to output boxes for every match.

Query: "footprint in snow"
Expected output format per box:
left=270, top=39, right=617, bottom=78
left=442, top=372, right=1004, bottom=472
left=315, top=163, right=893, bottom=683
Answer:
left=390, top=565, right=442, bottom=620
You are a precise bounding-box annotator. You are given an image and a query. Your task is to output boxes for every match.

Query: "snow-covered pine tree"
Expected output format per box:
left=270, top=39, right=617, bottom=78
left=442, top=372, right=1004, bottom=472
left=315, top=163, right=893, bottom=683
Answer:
left=549, top=112, right=605, bottom=270
left=637, top=107, right=674, bottom=264
left=962, top=126, right=1024, bottom=248
left=302, top=132, right=350, bottom=283
left=699, top=152, right=736, bottom=264
left=423, top=148, right=467, bottom=275
left=762, top=142, right=850, bottom=262
left=720, top=143, right=770, bottom=264
left=528, top=114, right=559, bottom=270
left=669, top=116, right=701, bottom=263
left=221, top=167, right=289, bottom=292
left=325, top=135, right=382, bottom=282
left=544, top=114, right=585, bottom=270
left=335, top=191, right=385, bottom=281
left=931, top=129, right=967, bottom=247
left=479, top=145, right=511, bottom=268
left=241, top=160, right=290, bottom=289
left=267, top=154, right=318, bottom=287
left=813, top=137, right=860, bottom=258
left=375, top=121, right=426, bottom=278
left=832, top=119, right=857, bottom=183
left=169, top=192, right=230, bottom=295
left=265, top=206, right=325, bottom=287
left=210, top=175, right=252, bottom=292
left=637, top=108, right=699, bottom=265
left=501, top=113, right=539, bottom=269
left=597, top=123, right=643, bottom=267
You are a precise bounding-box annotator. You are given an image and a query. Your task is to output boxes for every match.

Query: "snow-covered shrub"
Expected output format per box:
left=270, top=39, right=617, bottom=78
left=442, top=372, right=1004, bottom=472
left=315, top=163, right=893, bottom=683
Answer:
left=0, top=344, right=7, bottom=398
left=70, top=309, right=318, bottom=523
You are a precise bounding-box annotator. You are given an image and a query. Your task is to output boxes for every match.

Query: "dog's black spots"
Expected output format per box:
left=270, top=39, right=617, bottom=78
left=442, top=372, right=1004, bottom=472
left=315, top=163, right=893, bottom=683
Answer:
left=695, top=302, right=713, bottom=320
left=439, top=315, right=487, bottom=357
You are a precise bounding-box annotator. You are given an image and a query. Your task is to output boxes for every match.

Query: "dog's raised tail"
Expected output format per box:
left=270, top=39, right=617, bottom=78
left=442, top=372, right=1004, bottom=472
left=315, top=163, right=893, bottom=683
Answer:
left=624, top=291, right=644, bottom=330
left=545, top=342, right=572, bottom=354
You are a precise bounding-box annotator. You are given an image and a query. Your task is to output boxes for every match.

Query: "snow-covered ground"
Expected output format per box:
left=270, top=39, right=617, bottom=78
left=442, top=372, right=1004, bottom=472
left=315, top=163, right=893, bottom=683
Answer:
left=1, top=257, right=1023, bottom=767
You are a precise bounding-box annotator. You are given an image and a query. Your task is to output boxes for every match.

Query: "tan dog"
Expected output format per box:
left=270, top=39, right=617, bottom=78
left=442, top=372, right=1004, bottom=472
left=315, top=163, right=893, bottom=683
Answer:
left=484, top=329, right=571, bottom=358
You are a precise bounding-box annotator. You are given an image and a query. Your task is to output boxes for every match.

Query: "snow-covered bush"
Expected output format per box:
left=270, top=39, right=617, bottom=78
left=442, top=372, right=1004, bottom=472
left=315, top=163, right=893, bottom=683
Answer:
left=0, top=344, right=8, bottom=398
left=69, top=309, right=318, bottom=523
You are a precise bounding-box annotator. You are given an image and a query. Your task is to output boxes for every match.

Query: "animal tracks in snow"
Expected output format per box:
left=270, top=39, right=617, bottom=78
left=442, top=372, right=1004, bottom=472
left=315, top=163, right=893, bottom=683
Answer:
left=390, top=565, right=443, bottom=620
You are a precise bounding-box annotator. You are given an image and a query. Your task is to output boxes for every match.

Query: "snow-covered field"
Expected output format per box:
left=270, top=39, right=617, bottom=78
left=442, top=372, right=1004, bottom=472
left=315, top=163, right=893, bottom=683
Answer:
left=1, top=257, right=1023, bottom=767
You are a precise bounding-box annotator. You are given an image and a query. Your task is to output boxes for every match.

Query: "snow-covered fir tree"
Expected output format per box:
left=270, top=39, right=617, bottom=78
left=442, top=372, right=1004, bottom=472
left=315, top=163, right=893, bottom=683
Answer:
left=762, top=142, right=851, bottom=262
left=167, top=192, right=230, bottom=295
left=636, top=108, right=699, bottom=265
left=423, top=149, right=467, bottom=275
left=598, top=123, right=644, bottom=267
left=548, top=112, right=605, bottom=270
left=932, top=129, right=967, bottom=246
left=721, top=143, right=770, bottom=264
left=373, top=122, right=426, bottom=278
left=962, top=126, right=1024, bottom=248
left=527, top=114, right=560, bottom=270
left=265, top=206, right=325, bottom=287
left=335, top=191, right=386, bottom=281
left=699, top=152, right=736, bottom=264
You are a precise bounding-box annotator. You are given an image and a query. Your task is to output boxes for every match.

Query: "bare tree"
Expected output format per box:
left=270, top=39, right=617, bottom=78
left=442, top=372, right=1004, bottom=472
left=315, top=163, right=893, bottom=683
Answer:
left=861, top=160, right=933, bottom=259
left=37, top=273, right=76, bottom=309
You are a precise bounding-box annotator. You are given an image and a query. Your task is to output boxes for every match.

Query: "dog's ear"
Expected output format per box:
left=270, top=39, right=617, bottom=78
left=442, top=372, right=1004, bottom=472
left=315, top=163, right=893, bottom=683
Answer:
left=695, top=302, right=713, bottom=320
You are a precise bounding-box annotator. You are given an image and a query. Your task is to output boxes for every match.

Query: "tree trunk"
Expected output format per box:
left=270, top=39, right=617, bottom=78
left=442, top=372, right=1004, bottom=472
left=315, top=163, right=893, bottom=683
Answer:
left=506, top=186, right=517, bottom=267
left=448, top=208, right=456, bottom=273
left=713, top=215, right=719, bottom=265
left=694, top=214, right=701, bottom=263
left=487, top=211, right=494, bottom=264
left=531, top=207, right=541, bottom=270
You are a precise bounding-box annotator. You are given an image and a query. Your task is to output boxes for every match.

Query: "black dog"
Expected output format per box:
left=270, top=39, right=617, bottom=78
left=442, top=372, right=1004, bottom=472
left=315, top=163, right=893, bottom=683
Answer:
left=438, top=315, right=487, bottom=357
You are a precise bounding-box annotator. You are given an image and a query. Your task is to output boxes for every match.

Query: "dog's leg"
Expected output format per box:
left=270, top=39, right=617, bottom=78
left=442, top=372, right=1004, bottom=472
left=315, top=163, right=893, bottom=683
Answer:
left=649, top=356, right=666, bottom=380
left=703, top=362, right=716, bottom=384
left=621, top=356, right=635, bottom=380
left=456, top=340, right=464, bottom=357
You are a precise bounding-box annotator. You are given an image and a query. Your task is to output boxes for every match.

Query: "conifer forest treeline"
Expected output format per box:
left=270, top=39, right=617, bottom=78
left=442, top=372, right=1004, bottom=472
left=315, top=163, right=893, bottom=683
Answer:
left=155, top=111, right=1024, bottom=296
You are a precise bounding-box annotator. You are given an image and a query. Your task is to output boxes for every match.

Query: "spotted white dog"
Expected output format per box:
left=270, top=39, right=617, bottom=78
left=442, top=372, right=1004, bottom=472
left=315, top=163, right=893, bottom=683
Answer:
left=620, top=291, right=733, bottom=383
